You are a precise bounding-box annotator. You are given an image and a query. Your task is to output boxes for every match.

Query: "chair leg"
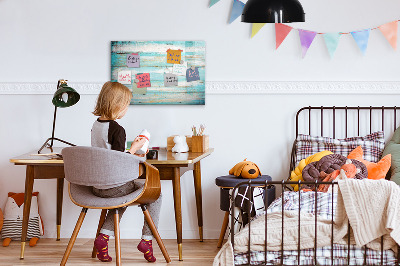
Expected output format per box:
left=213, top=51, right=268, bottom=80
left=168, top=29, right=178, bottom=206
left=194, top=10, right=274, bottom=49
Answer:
left=141, top=205, right=171, bottom=263
left=91, top=209, right=108, bottom=258
left=217, top=211, right=230, bottom=248
left=114, top=209, right=121, bottom=266
left=60, top=208, right=88, bottom=266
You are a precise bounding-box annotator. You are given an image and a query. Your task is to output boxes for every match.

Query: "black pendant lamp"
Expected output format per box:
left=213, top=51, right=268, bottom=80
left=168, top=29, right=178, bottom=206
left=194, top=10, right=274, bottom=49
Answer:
left=242, top=0, right=305, bottom=23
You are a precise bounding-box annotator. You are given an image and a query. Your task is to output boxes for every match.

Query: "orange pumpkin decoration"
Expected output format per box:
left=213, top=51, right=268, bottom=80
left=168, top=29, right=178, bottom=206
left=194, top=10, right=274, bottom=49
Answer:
left=348, top=146, right=391, bottom=180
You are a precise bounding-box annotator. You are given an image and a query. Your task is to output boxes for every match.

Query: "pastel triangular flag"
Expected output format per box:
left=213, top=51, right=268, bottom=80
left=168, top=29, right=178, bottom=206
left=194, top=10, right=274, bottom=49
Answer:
left=323, top=33, right=341, bottom=58
left=209, top=0, right=220, bottom=7
left=275, top=23, right=293, bottom=49
left=298, top=29, right=317, bottom=58
left=229, top=0, right=245, bottom=24
left=378, top=21, right=398, bottom=50
left=251, top=23, right=266, bottom=38
left=351, top=29, right=370, bottom=55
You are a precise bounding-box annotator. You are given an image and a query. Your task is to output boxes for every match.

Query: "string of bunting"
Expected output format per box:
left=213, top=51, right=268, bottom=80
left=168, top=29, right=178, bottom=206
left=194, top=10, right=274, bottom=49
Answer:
left=210, top=0, right=398, bottom=58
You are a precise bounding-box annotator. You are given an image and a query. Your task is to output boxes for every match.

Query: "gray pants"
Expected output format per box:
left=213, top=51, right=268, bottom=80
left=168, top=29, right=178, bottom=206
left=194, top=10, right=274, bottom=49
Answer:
left=92, top=180, right=162, bottom=240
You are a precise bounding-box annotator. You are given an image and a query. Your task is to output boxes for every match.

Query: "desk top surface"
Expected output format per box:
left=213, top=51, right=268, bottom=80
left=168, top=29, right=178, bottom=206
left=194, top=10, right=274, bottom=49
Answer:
left=10, top=147, right=214, bottom=166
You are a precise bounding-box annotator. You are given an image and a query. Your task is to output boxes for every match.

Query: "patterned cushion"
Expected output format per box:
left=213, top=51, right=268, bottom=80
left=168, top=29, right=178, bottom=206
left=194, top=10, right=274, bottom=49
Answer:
left=382, top=126, right=400, bottom=184
left=1, top=217, right=40, bottom=240
left=295, top=131, right=385, bottom=166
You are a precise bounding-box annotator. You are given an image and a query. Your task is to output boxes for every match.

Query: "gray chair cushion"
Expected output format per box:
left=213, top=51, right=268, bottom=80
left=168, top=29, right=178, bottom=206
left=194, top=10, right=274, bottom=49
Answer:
left=69, top=180, right=145, bottom=208
left=62, top=146, right=145, bottom=188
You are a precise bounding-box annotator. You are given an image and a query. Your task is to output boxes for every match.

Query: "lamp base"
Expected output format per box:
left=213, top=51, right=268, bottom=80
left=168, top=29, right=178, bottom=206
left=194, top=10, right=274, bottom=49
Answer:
left=38, top=137, right=76, bottom=154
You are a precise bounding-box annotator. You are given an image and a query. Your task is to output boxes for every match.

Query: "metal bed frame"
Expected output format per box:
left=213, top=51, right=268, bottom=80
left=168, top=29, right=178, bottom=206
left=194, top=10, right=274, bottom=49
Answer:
left=230, top=106, right=400, bottom=266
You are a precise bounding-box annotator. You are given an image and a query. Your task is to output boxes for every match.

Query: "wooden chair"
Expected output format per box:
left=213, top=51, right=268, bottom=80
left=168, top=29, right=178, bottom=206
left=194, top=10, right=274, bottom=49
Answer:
left=60, top=146, right=171, bottom=265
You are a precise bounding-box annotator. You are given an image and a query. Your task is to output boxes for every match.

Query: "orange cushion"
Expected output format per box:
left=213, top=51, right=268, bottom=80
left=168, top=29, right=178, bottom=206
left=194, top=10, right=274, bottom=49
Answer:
left=348, top=146, right=391, bottom=180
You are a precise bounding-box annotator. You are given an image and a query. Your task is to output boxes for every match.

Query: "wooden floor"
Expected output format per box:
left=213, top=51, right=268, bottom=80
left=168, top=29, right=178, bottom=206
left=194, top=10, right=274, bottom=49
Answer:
left=0, top=239, right=221, bottom=265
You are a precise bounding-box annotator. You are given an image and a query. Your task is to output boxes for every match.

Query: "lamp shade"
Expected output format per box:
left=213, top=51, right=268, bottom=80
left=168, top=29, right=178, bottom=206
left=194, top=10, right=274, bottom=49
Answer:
left=52, top=84, right=80, bottom=108
left=241, top=0, right=305, bottom=23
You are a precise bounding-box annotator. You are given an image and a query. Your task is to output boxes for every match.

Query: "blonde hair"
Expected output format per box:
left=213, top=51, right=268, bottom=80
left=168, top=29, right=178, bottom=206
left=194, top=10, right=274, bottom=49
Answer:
left=93, top=81, right=132, bottom=120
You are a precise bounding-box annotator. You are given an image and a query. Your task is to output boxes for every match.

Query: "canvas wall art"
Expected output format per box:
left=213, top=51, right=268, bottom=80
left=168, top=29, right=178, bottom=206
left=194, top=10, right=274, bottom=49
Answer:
left=111, top=41, right=205, bottom=105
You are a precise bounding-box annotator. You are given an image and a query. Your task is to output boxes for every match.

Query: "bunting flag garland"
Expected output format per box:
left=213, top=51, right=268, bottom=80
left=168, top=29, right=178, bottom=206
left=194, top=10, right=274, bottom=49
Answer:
left=351, top=29, right=370, bottom=55
left=229, top=0, right=245, bottom=24
left=323, top=33, right=341, bottom=58
left=207, top=4, right=400, bottom=57
left=378, top=21, right=398, bottom=50
left=298, top=30, right=317, bottom=58
left=251, top=23, right=266, bottom=38
left=209, top=0, right=220, bottom=7
left=275, top=23, right=293, bottom=49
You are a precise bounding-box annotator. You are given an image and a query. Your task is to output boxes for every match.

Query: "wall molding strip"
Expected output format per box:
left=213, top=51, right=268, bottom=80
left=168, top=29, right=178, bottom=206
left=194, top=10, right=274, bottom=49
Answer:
left=0, top=81, right=399, bottom=95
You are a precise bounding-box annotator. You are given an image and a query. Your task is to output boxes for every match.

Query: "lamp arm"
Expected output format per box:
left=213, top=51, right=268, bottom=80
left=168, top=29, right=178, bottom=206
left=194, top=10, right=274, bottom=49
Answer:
left=37, top=79, right=76, bottom=154
left=50, top=79, right=61, bottom=148
left=50, top=105, right=57, bottom=148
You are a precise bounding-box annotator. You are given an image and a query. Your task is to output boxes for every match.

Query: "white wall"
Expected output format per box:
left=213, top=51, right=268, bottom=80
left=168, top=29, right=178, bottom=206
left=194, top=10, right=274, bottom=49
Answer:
left=1, top=0, right=400, bottom=239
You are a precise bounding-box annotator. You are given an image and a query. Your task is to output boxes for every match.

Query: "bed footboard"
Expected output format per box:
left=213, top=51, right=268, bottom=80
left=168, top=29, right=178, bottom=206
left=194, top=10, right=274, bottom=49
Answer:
left=230, top=180, right=400, bottom=266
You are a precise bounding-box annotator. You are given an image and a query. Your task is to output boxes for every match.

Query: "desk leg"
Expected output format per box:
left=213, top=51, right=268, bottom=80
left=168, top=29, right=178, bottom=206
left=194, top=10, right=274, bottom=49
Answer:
left=56, top=178, right=64, bottom=241
left=172, top=167, right=183, bottom=261
left=20, top=165, right=34, bottom=259
left=193, top=161, right=203, bottom=242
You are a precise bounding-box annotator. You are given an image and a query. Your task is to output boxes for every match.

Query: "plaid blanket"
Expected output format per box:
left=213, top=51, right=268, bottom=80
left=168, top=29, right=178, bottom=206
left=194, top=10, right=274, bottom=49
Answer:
left=235, top=244, right=397, bottom=265
left=266, top=190, right=336, bottom=220
left=234, top=191, right=397, bottom=265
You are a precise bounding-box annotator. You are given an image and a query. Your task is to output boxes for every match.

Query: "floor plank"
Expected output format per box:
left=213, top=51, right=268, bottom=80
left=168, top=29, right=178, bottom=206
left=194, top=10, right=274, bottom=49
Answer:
left=0, top=239, right=221, bottom=265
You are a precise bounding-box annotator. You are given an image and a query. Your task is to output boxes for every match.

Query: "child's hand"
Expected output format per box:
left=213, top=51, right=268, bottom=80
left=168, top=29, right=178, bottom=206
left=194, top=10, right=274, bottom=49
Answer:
left=129, top=137, right=147, bottom=154
left=134, top=149, right=149, bottom=157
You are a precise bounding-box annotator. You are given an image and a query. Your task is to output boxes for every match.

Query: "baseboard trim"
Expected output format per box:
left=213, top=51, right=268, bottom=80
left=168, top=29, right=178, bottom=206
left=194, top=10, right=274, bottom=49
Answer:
left=1, top=81, right=399, bottom=95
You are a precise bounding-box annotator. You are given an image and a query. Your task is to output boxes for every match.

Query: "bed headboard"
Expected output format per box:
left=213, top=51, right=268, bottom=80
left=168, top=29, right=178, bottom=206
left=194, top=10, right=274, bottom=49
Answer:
left=295, top=106, right=400, bottom=138
left=290, top=106, right=400, bottom=179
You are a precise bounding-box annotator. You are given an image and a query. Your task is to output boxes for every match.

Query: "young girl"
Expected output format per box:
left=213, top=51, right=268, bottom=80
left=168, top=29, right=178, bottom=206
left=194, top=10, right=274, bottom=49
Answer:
left=91, top=81, right=162, bottom=263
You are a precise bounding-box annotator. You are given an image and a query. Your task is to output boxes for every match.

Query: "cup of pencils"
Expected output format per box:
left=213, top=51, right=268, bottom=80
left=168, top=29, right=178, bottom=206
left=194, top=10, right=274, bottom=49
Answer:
left=191, top=124, right=209, bottom=152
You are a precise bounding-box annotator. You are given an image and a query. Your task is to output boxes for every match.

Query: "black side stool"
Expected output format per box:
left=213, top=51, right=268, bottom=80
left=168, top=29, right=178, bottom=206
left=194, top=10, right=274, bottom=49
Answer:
left=215, top=175, right=275, bottom=248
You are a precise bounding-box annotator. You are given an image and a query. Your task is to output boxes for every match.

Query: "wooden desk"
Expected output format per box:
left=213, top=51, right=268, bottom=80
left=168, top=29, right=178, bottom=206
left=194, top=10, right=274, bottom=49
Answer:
left=146, top=148, right=213, bottom=260
left=9, top=148, right=64, bottom=259
left=10, top=147, right=213, bottom=261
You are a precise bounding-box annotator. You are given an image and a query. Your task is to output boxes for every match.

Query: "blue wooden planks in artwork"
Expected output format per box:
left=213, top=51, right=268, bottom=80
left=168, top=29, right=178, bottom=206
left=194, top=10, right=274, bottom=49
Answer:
left=111, top=41, right=206, bottom=105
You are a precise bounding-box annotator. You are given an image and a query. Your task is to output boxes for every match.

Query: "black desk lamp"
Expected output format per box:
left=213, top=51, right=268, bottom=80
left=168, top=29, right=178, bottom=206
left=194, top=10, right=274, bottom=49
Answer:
left=241, top=0, right=305, bottom=23
left=38, top=79, right=80, bottom=154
